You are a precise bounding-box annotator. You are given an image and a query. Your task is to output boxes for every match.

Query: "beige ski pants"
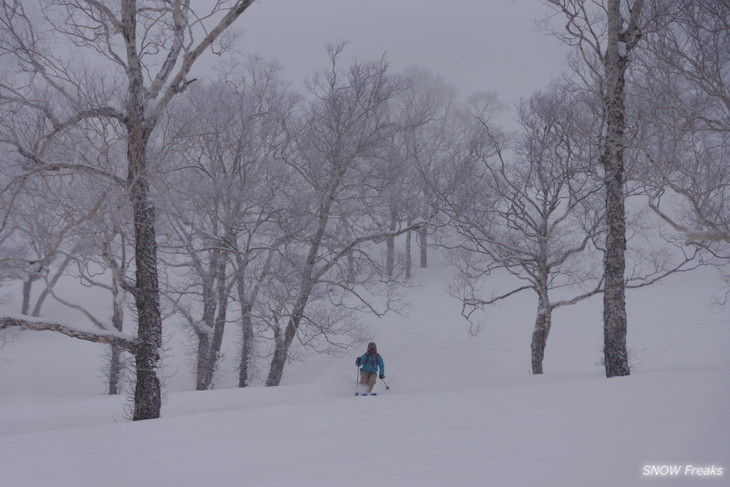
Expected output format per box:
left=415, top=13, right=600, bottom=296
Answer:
left=359, top=371, right=377, bottom=393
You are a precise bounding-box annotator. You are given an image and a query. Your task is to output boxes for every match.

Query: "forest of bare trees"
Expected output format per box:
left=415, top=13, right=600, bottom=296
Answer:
left=1, top=0, right=727, bottom=419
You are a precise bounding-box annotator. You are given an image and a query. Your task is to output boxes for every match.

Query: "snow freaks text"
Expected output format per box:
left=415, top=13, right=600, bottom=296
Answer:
left=642, top=465, right=723, bottom=477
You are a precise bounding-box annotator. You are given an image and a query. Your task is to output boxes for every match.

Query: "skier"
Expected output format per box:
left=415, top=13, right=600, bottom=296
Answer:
left=355, top=342, right=385, bottom=394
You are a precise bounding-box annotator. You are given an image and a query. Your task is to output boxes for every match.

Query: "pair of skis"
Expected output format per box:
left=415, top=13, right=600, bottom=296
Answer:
left=354, top=369, right=390, bottom=396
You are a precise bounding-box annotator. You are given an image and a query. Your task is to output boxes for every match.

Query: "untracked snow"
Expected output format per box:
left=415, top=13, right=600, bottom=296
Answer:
left=0, top=263, right=728, bottom=486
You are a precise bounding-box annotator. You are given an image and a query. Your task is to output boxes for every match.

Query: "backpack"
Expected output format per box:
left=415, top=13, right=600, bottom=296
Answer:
left=364, top=351, right=380, bottom=368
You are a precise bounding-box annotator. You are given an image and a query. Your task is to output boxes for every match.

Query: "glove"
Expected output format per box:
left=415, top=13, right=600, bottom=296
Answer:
left=355, top=357, right=361, bottom=366
left=379, top=374, right=385, bottom=380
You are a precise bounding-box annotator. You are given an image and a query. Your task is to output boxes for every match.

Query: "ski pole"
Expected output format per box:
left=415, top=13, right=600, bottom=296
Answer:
left=382, top=378, right=390, bottom=390
left=355, top=369, right=359, bottom=396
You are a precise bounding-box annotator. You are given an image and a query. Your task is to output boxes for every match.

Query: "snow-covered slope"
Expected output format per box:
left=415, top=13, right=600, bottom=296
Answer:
left=0, top=263, right=728, bottom=486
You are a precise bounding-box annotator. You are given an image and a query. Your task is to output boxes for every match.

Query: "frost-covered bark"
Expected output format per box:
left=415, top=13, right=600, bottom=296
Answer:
left=547, top=0, right=644, bottom=377
left=0, top=317, right=136, bottom=352
left=531, top=282, right=552, bottom=375
left=600, top=0, right=644, bottom=377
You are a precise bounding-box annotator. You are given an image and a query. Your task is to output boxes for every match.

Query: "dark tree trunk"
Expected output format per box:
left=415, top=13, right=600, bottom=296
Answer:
left=21, top=279, right=32, bottom=316
left=195, top=331, right=211, bottom=390
left=21, top=263, right=42, bottom=315
left=266, top=177, right=338, bottom=387
left=419, top=196, right=429, bottom=268
left=386, top=210, right=397, bottom=278
left=129, top=170, right=163, bottom=420
left=238, top=304, right=254, bottom=388
left=601, top=0, right=635, bottom=378
left=266, top=293, right=307, bottom=386
left=405, top=218, right=413, bottom=280
left=108, top=344, right=123, bottom=395
left=200, top=250, right=229, bottom=390
left=419, top=224, right=428, bottom=268
left=127, top=116, right=162, bottom=419
left=530, top=289, right=552, bottom=375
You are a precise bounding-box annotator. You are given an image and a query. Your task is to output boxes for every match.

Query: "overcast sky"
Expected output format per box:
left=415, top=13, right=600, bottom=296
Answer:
left=224, top=0, right=569, bottom=118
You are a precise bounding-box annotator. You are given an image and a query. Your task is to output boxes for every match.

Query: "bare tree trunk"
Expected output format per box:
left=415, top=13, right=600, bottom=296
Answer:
left=32, top=255, right=72, bottom=317
left=238, top=303, right=254, bottom=388
left=419, top=191, right=432, bottom=268
left=21, top=263, right=42, bottom=315
left=236, top=247, right=275, bottom=388
left=530, top=285, right=552, bottom=375
left=386, top=209, right=397, bottom=278
left=266, top=284, right=311, bottom=387
left=266, top=169, right=340, bottom=386
left=405, top=216, right=413, bottom=280
left=129, top=184, right=162, bottom=419
left=108, top=344, right=124, bottom=395
left=127, top=122, right=162, bottom=420
left=21, top=278, right=33, bottom=315
left=107, top=279, right=126, bottom=395
left=200, top=248, right=229, bottom=390
left=601, top=0, right=641, bottom=378
left=235, top=250, right=253, bottom=388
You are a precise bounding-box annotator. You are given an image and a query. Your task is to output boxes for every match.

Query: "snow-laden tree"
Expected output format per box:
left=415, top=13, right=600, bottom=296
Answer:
left=546, top=0, right=645, bottom=377
left=264, top=45, right=422, bottom=386
left=634, top=0, right=730, bottom=266
left=0, top=0, right=257, bottom=419
left=160, top=58, right=298, bottom=390
left=397, top=68, right=458, bottom=272
left=1, top=108, right=136, bottom=395
left=440, top=86, right=605, bottom=374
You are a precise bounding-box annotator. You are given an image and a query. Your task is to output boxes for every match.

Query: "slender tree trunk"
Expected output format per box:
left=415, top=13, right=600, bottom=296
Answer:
left=601, top=0, right=634, bottom=378
left=266, top=177, right=340, bottom=386
left=236, top=247, right=274, bottom=388
left=21, top=278, right=33, bottom=315
left=201, top=249, right=229, bottom=390
left=195, top=331, right=210, bottom=390
left=530, top=286, right=552, bottom=375
left=21, top=263, right=42, bottom=315
left=419, top=191, right=430, bottom=268
left=386, top=209, right=397, bottom=278
left=405, top=216, right=413, bottom=280
left=32, top=255, right=72, bottom=317
left=108, top=344, right=124, bottom=395
left=195, top=246, right=219, bottom=390
left=238, top=303, right=254, bottom=388
left=108, top=279, right=126, bottom=395
left=266, top=288, right=310, bottom=386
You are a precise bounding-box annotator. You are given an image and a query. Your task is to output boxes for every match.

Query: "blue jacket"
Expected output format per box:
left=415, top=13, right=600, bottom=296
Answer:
left=357, top=352, right=384, bottom=376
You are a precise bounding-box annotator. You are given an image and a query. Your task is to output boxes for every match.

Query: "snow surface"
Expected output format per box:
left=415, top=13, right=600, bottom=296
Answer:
left=0, top=261, right=728, bottom=486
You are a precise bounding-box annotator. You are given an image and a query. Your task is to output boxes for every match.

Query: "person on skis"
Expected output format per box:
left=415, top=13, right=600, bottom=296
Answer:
left=355, top=342, right=385, bottom=394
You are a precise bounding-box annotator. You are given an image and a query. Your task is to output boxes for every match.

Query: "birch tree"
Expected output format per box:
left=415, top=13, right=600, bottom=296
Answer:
left=161, top=60, right=297, bottom=389
left=264, top=46, right=422, bottom=386
left=398, top=68, right=458, bottom=271
left=0, top=0, right=257, bottom=419
left=546, top=0, right=645, bottom=377
left=634, top=0, right=730, bottom=253
left=441, top=86, right=605, bottom=374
